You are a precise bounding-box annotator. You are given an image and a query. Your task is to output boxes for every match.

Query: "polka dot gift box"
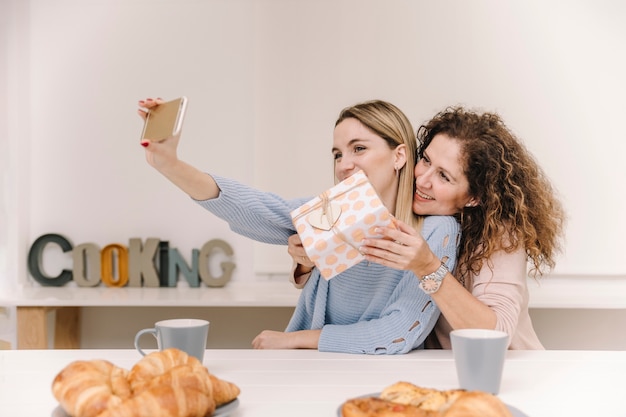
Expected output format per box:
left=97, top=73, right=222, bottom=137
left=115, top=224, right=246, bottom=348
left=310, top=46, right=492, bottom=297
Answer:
left=290, top=170, right=397, bottom=280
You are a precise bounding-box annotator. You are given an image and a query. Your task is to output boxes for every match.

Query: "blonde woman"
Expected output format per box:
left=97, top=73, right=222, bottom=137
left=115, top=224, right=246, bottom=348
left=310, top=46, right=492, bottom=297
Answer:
left=138, top=99, right=461, bottom=354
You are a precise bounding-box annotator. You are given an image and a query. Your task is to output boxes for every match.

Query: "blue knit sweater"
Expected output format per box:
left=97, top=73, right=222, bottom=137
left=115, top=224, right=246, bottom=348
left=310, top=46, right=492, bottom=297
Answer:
left=196, top=175, right=460, bottom=354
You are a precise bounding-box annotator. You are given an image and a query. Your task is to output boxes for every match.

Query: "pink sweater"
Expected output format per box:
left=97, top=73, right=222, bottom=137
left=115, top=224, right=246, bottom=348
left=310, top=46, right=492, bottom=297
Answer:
left=431, top=247, right=544, bottom=350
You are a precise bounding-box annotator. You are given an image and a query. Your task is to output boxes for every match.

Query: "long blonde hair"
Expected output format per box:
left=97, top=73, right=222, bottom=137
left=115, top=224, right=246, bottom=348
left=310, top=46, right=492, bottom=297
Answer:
left=335, top=100, right=422, bottom=229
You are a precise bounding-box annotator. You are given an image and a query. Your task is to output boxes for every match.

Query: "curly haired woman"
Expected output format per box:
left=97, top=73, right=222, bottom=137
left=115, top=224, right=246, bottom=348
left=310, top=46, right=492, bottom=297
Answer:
left=356, top=106, right=566, bottom=349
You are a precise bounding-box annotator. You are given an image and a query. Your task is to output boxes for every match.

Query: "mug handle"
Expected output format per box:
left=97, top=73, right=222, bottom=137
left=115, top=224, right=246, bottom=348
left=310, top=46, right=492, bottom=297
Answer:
left=134, top=328, right=157, bottom=356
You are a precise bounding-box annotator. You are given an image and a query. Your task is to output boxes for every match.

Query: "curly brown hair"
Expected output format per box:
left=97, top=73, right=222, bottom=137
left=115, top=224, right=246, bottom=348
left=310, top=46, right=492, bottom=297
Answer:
left=417, top=106, right=566, bottom=286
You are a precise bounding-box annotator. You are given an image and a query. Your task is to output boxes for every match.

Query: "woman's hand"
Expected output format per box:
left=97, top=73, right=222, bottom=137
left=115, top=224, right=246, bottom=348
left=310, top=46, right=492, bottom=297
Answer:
left=135, top=97, right=220, bottom=201
left=360, top=219, right=441, bottom=277
left=252, top=329, right=321, bottom=349
left=287, top=234, right=315, bottom=287
left=287, top=234, right=315, bottom=269
left=137, top=98, right=181, bottom=172
left=251, top=330, right=292, bottom=349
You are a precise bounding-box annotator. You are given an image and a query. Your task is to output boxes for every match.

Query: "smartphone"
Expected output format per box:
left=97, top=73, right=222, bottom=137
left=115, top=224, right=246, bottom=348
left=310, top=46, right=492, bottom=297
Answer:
left=140, top=96, right=188, bottom=142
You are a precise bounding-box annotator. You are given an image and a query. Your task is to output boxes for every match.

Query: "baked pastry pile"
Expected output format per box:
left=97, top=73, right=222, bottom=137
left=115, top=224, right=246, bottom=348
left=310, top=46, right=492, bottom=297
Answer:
left=341, top=381, right=513, bottom=417
left=52, top=348, right=240, bottom=417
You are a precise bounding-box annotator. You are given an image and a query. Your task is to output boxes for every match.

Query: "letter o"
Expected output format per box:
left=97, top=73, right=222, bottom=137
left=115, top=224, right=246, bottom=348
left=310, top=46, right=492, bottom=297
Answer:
left=100, top=244, right=129, bottom=287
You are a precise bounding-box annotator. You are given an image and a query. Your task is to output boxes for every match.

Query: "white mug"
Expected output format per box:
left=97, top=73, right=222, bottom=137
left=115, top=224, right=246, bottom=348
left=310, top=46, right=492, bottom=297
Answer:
left=450, top=328, right=509, bottom=394
left=134, top=318, right=209, bottom=362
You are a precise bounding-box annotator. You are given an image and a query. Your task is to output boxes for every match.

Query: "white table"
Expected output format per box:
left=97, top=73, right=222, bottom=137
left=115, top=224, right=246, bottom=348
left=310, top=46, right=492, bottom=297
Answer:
left=1, top=349, right=625, bottom=417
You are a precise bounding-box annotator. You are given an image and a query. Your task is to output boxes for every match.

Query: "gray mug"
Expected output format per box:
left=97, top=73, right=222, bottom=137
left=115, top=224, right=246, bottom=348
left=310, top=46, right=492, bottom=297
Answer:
left=134, top=318, right=209, bottom=362
left=450, top=328, right=509, bottom=394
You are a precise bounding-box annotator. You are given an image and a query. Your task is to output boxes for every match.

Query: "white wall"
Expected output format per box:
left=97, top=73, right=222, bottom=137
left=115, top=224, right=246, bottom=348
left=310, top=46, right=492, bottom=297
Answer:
left=0, top=0, right=8, bottom=279
left=22, top=0, right=259, bottom=282
left=252, top=0, right=626, bottom=275
left=2, top=0, right=626, bottom=349
left=6, top=0, right=625, bottom=280
left=1, top=0, right=29, bottom=294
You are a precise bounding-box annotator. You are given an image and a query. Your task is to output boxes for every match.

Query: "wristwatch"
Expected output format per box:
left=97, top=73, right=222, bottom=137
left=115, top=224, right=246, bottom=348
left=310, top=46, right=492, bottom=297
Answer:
left=418, top=262, right=449, bottom=294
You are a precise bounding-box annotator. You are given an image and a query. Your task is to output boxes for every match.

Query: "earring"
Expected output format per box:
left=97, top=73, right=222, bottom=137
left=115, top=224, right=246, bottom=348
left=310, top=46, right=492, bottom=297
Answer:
left=395, top=165, right=399, bottom=178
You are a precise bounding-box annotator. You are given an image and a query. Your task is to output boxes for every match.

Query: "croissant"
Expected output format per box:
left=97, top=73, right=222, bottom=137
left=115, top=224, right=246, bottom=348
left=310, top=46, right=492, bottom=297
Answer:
left=52, top=359, right=132, bottom=417
left=129, top=349, right=239, bottom=407
left=133, top=364, right=213, bottom=396
left=52, top=348, right=241, bottom=417
left=96, top=384, right=215, bottom=417
left=208, top=373, right=241, bottom=406
left=128, top=348, right=207, bottom=393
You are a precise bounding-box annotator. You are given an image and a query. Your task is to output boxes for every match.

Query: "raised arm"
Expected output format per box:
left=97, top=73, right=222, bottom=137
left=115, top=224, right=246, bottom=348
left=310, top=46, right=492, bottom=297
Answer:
left=138, top=98, right=220, bottom=201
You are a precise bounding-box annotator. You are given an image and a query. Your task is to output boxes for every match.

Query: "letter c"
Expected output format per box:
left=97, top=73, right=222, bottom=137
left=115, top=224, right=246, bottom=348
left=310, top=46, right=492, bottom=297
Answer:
left=27, top=233, right=74, bottom=286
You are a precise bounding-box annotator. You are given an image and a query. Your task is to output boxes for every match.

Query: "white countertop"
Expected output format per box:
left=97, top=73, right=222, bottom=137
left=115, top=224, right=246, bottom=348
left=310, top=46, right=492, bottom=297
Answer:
left=525, top=274, right=626, bottom=309
left=1, top=348, right=625, bottom=417
left=0, top=281, right=301, bottom=307
left=2, top=275, right=626, bottom=309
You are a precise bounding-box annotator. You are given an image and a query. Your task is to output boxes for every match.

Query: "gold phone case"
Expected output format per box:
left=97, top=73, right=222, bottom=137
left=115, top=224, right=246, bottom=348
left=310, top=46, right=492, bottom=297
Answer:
left=141, top=97, right=188, bottom=141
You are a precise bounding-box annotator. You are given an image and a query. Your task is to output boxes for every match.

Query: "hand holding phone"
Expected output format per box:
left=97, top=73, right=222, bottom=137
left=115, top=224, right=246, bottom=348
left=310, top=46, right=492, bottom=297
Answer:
left=140, top=97, right=188, bottom=142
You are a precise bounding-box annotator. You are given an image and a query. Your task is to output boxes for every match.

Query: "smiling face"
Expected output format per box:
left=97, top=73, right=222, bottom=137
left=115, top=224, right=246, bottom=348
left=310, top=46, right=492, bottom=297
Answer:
left=412, top=133, right=477, bottom=216
left=333, top=118, right=406, bottom=214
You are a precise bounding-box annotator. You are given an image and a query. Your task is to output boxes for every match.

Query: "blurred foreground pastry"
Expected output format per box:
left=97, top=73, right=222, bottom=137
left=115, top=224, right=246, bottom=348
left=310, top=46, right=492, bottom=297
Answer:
left=52, top=348, right=240, bottom=417
left=342, top=381, right=512, bottom=417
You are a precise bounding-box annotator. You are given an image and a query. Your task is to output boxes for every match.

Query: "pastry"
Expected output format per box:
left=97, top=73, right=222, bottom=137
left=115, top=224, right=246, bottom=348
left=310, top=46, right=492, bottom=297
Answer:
left=52, top=360, right=132, bottom=417
left=51, top=348, right=240, bottom=417
left=341, top=381, right=513, bottom=417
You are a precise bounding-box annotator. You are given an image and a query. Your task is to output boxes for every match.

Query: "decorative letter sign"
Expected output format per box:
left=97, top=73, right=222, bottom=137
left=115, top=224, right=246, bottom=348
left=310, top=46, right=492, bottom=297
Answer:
left=26, top=234, right=236, bottom=288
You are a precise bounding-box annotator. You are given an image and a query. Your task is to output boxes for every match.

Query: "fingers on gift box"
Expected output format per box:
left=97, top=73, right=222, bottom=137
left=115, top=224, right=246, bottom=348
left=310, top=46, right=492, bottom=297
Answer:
left=290, top=170, right=396, bottom=280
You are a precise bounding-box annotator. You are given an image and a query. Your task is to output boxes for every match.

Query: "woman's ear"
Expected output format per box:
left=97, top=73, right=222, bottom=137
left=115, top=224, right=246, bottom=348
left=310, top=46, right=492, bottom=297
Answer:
left=465, top=197, right=480, bottom=208
left=394, top=144, right=407, bottom=170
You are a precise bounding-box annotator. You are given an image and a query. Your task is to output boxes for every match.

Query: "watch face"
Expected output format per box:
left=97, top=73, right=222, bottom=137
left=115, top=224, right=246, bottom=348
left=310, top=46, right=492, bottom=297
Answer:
left=420, top=278, right=440, bottom=293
